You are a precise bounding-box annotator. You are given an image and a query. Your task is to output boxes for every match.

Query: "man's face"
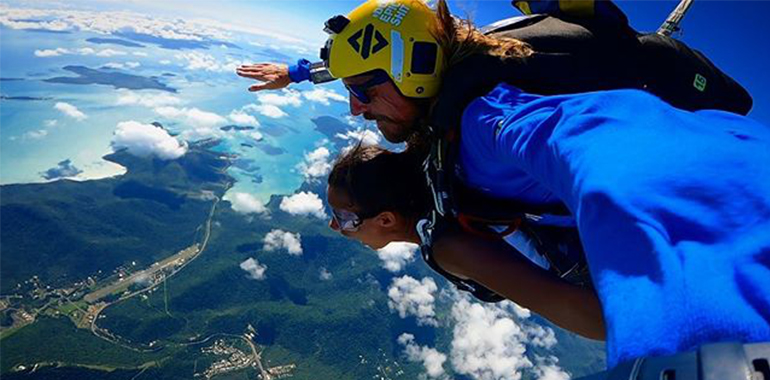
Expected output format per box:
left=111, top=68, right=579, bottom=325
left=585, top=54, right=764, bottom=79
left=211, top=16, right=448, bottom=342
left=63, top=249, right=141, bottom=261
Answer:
left=343, top=74, right=421, bottom=143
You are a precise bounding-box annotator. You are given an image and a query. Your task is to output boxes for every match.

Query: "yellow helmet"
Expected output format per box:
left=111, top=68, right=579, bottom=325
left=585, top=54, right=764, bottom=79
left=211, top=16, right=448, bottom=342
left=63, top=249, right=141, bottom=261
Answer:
left=320, top=0, right=444, bottom=98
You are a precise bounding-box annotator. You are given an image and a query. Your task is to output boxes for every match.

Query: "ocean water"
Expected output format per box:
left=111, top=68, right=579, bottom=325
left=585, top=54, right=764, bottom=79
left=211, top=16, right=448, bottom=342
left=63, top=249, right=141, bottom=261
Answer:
left=1, top=24, right=351, bottom=204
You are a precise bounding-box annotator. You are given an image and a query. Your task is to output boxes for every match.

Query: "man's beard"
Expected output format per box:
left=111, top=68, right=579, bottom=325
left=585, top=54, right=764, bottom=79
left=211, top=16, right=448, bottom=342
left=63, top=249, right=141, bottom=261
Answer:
left=366, top=113, right=425, bottom=144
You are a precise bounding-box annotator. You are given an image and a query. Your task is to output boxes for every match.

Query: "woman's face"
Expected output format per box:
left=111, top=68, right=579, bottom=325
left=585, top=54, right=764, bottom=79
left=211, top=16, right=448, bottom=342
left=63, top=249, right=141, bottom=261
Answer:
left=326, top=185, right=398, bottom=250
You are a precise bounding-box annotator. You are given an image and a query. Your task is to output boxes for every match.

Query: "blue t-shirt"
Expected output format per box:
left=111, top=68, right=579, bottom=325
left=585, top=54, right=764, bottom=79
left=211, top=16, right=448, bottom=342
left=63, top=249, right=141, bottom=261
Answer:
left=459, top=83, right=770, bottom=367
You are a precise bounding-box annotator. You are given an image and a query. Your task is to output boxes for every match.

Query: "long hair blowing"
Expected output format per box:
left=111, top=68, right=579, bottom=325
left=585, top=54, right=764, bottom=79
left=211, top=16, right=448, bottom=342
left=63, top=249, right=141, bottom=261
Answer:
left=432, top=0, right=533, bottom=68
left=328, top=144, right=431, bottom=220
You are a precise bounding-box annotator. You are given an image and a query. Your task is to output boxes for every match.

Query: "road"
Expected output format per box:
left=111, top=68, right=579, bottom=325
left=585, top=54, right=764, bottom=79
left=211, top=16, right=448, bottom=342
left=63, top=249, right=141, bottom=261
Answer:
left=82, top=182, right=230, bottom=350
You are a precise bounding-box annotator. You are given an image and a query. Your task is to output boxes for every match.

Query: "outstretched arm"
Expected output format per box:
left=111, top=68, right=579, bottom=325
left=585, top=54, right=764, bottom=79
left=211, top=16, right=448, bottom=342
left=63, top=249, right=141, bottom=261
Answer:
left=432, top=230, right=605, bottom=340
left=236, top=62, right=293, bottom=92
left=236, top=59, right=334, bottom=92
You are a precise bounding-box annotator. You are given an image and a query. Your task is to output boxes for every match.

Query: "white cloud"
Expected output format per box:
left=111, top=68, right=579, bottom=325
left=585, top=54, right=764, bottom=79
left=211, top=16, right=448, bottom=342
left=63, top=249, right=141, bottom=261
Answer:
left=249, top=104, right=287, bottom=119
left=228, top=110, right=259, bottom=126
left=256, top=90, right=302, bottom=107
left=1, top=6, right=313, bottom=52
left=526, top=324, right=558, bottom=349
left=95, top=48, right=127, bottom=57
left=376, top=242, right=418, bottom=273
left=449, top=297, right=535, bottom=380
left=34, top=47, right=68, bottom=57
left=22, top=129, right=48, bottom=140
left=159, top=59, right=172, bottom=65
left=1, top=7, right=222, bottom=42
left=103, top=61, right=141, bottom=70
left=296, top=147, right=331, bottom=181
left=532, top=357, right=570, bottom=380
left=336, top=127, right=381, bottom=150
left=175, top=51, right=222, bottom=72
left=302, top=88, right=347, bottom=106
left=77, top=47, right=95, bottom=55
left=174, top=51, right=247, bottom=73
left=245, top=90, right=303, bottom=119
left=388, top=276, right=438, bottom=327
left=54, top=102, right=87, bottom=121
left=153, top=106, right=226, bottom=141
left=133, top=51, right=149, bottom=57
left=44, top=119, right=58, bottom=128
left=34, top=47, right=127, bottom=58
left=319, top=267, right=332, bottom=281
left=111, top=120, right=187, bottom=160
left=279, top=191, right=326, bottom=219
left=244, top=130, right=263, bottom=142
left=228, top=192, right=267, bottom=215
left=116, top=90, right=183, bottom=108
left=397, top=333, right=447, bottom=378
left=154, top=106, right=226, bottom=129
left=103, top=62, right=126, bottom=69
left=263, top=229, right=303, bottom=256
left=240, top=258, right=267, bottom=280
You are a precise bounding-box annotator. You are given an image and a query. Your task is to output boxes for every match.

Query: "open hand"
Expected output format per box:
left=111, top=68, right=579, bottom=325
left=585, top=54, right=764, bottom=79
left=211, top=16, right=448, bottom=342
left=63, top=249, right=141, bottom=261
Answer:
left=236, top=63, right=291, bottom=92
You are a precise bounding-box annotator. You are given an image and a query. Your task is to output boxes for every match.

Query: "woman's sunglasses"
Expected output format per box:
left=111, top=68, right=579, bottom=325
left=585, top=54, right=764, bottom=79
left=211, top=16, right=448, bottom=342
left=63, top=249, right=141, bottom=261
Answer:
left=331, top=207, right=376, bottom=232
left=343, top=71, right=391, bottom=104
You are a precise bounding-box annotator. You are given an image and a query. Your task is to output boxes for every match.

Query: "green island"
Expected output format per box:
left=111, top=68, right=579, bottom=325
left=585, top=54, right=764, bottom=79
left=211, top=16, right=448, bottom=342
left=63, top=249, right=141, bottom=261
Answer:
left=0, top=127, right=604, bottom=379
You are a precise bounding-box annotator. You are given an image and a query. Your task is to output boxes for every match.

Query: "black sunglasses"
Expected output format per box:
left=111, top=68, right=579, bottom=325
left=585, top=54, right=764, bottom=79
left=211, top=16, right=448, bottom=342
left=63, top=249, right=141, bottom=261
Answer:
left=343, top=71, right=391, bottom=104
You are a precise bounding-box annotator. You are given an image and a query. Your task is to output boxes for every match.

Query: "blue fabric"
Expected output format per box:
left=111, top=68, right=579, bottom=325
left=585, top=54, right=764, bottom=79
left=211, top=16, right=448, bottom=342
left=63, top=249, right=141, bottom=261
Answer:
left=288, top=58, right=311, bottom=83
left=460, top=83, right=770, bottom=368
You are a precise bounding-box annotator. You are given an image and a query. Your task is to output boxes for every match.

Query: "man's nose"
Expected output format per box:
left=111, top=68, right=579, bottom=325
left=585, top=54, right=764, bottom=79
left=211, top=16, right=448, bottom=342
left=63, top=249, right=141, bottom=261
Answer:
left=349, top=94, right=368, bottom=116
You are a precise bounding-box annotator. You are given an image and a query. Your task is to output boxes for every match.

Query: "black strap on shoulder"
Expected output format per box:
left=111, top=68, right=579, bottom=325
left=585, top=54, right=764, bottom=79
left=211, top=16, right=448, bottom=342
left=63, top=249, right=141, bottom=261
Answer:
left=575, top=341, right=770, bottom=380
left=416, top=214, right=505, bottom=303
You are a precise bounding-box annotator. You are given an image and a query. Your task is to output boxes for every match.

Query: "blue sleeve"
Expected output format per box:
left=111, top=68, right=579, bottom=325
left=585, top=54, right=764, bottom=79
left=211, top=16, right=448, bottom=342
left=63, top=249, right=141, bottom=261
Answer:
left=288, top=58, right=311, bottom=83
left=464, top=83, right=770, bottom=368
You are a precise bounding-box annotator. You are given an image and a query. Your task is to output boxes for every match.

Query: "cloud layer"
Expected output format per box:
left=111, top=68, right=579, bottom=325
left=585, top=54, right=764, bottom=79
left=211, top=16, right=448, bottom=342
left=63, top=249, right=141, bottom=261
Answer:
left=263, top=229, right=302, bottom=255
left=240, top=258, right=267, bottom=280
left=297, top=147, right=331, bottom=181
left=54, top=102, right=87, bottom=121
left=279, top=191, right=326, bottom=219
left=228, top=192, right=267, bottom=215
left=376, top=242, right=418, bottom=273
left=111, top=120, right=188, bottom=159
left=388, top=276, right=438, bottom=326
left=397, top=333, right=447, bottom=378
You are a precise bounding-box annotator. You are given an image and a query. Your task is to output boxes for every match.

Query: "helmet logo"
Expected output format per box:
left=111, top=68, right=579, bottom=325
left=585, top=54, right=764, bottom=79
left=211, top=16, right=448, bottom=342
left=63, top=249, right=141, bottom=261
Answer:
left=373, top=3, right=410, bottom=26
left=347, top=23, right=389, bottom=60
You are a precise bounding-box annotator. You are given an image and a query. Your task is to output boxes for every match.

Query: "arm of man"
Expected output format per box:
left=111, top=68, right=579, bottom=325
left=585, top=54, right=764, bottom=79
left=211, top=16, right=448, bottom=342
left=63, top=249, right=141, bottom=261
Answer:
left=236, top=59, right=333, bottom=92
left=432, top=230, right=605, bottom=340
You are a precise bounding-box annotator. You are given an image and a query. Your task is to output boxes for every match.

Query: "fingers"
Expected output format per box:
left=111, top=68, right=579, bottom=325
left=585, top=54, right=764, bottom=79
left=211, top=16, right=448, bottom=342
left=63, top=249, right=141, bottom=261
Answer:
left=248, top=82, right=280, bottom=92
left=237, top=63, right=289, bottom=92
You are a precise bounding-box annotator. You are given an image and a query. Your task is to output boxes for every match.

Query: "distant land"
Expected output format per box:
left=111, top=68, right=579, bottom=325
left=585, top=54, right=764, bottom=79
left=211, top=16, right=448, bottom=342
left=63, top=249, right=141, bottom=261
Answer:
left=86, top=37, right=145, bottom=48
left=113, top=31, right=239, bottom=50
left=220, top=125, right=256, bottom=132
left=44, top=65, right=176, bottom=92
left=0, top=95, right=51, bottom=101
left=311, top=116, right=353, bottom=150
left=0, top=78, right=25, bottom=82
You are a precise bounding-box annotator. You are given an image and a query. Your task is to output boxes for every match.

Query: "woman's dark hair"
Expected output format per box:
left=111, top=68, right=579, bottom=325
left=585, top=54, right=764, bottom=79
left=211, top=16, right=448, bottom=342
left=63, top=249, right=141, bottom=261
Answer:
left=328, top=144, right=432, bottom=221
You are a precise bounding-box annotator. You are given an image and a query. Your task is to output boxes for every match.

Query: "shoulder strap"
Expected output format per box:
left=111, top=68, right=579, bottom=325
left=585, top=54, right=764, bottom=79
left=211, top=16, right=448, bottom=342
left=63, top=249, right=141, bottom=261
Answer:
left=416, top=215, right=505, bottom=303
